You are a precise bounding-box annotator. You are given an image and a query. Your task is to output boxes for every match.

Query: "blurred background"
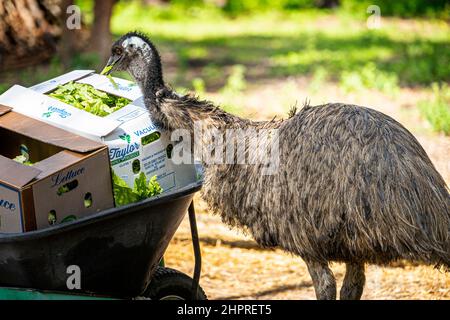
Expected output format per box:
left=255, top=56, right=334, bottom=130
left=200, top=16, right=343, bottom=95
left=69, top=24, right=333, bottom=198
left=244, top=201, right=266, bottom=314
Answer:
left=0, top=0, right=449, bottom=299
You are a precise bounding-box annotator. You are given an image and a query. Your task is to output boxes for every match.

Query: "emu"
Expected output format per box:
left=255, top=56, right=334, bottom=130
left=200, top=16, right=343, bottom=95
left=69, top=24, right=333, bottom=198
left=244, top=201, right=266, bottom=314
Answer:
left=104, top=32, right=450, bottom=300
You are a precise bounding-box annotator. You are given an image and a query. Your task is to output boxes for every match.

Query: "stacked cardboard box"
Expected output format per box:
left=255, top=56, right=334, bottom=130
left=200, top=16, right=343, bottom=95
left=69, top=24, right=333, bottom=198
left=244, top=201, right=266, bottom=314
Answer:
left=0, top=105, right=114, bottom=233
left=0, top=71, right=199, bottom=233
left=0, top=70, right=197, bottom=192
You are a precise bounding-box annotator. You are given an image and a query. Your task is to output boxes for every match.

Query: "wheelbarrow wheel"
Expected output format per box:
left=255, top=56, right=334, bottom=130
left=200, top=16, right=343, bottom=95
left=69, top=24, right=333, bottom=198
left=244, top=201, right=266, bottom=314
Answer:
left=144, top=267, right=207, bottom=300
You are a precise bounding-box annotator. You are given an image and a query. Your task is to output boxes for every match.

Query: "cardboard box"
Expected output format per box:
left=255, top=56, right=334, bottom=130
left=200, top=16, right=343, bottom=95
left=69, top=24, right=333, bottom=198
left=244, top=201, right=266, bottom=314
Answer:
left=0, top=105, right=114, bottom=233
left=0, top=70, right=197, bottom=193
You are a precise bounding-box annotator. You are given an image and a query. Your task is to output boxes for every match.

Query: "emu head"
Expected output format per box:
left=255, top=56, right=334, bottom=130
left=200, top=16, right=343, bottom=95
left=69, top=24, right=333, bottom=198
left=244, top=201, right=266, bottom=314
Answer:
left=102, top=32, right=165, bottom=94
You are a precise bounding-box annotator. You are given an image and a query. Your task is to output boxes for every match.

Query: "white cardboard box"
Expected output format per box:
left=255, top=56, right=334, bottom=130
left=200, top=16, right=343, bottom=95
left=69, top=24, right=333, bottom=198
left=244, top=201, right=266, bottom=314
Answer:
left=0, top=70, right=197, bottom=193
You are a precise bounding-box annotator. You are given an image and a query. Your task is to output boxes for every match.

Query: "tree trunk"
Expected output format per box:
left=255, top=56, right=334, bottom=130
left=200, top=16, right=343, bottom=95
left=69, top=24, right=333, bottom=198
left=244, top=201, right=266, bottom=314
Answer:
left=315, top=0, right=340, bottom=8
left=141, top=0, right=171, bottom=5
left=0, top=0, right=60, bottom=70
left=88, top=0, right=116, bottom=64
left=58, top=0, right=75, bottom=68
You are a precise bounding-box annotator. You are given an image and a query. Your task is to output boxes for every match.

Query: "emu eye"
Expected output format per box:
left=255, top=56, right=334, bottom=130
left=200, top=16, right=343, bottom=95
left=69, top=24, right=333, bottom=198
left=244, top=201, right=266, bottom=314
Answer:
left=114, top=47, right=123, bottom=55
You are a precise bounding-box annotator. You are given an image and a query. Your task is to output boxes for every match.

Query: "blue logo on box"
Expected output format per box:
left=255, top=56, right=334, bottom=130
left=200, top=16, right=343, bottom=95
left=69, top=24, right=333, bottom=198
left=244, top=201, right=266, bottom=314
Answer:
left=134, top=124, right=158, bottom=137
left=110, top=82, right=134, bottom=92
left=42, top=106, right=72, bottom=119
left=0, top=198, right=16, bottom=212
left=110, top=143, right=140, bottom=161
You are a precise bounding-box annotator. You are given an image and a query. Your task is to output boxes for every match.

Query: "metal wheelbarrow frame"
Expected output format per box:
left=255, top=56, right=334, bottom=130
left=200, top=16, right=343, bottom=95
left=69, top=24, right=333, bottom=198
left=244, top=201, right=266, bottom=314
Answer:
left=0, top=181, right=204, bottom=300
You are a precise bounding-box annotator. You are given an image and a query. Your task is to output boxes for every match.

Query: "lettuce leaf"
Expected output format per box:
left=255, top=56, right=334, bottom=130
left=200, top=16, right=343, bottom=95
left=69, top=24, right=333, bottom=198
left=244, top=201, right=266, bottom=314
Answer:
left=100, top=66, right=119, bottom=89
left=48, top=82, right=130, bottom=117
left=107, top=75, right=119, bottom=89
left=13, top=155, right=33, bottom=166
left=112, top=171, right=162, bottom=207
left=100, top=65, right=113, bottom=75
left=134, top=172, right=149, bottom=198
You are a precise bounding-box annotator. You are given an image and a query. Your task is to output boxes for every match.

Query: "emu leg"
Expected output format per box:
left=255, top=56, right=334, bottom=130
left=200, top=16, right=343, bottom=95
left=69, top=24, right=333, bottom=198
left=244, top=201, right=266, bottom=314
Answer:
left=340, top=262, right=366, bottom=300
left=305, top=261, right=337, bottom=300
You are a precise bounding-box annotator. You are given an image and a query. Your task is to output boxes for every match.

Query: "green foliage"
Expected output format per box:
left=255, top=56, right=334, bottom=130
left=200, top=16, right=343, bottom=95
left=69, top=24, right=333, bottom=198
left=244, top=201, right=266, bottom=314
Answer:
left=270, top=31, right=448, bottom=87
left=0, top=52, right=101, bottom=96
left=74, top=0, right=94, bottom=24
left=308, top=66, right=329, bottom=93
left=49, top=82, right=130, bottom=117
left=221, top=65, right=247, bottom=95
left=70, top=52, right=101, bottom=69
left=109, top=2, right=448, bottom=89
left=223, top=0, right=270, bottom=15
left=1, top=2, right=449, bottom=141
left=0, top=83, right=8, bottom=95
left=419, top=83, right=450, bottom=135
left=192, top=77, right=206, bottom=94
left=112, top=171, right=163, bottom=207
left=340, top=62, right=399, bottom=94
left=341, top=0, right=450, bottom=19
left=283, top=0, right=318, bottom=10
left=116, top=0, right=449, bottom=18
left=222, top=0, right=319, bottom=15
left=219, top=65, right=248, bottom=113
left=201, top=64, right=223, bottom=87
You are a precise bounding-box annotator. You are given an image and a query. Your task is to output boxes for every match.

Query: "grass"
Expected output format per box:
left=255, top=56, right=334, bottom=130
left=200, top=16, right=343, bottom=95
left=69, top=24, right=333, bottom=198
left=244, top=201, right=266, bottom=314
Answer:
left=339, top=62, right=399, bottom=95
left=419, top=83, right=450, bottom=135
left=0, top=3, right=449, bottom=134
left=110, top=3, right=449, bottom=87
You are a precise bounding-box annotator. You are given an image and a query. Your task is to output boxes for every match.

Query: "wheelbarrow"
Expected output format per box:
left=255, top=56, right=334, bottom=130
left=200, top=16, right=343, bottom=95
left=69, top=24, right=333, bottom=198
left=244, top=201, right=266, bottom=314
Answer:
left=0, top=180, right=206, bottom=300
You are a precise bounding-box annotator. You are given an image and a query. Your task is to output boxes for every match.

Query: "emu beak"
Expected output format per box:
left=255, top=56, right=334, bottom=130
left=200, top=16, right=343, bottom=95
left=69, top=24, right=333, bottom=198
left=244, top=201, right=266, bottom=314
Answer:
left=101, top=56, right=121, bottom=75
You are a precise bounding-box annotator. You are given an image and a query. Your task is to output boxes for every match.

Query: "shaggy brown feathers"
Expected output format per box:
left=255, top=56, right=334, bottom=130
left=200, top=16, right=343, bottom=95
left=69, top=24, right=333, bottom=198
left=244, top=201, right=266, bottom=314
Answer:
left=153, top=91, right=450, bottom=268
left=106, top=33, right=449, bottom=299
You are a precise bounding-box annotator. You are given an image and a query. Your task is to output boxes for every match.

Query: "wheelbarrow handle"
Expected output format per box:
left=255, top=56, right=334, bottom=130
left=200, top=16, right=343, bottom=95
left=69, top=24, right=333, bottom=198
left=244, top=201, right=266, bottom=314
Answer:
left=188, top=201, right=202, bottom=300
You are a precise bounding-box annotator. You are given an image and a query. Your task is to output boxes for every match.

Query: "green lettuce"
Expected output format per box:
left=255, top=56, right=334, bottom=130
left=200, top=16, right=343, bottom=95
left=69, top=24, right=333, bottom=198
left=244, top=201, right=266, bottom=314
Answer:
left=100, top=66, right=119, bottom=89
left=13, top=155, right=33, bottom=166
left=100, top=65, right=113, bottom=75
left=112, top=171, right=162, bottom=207
left=48, top=82, right=130, bottom=117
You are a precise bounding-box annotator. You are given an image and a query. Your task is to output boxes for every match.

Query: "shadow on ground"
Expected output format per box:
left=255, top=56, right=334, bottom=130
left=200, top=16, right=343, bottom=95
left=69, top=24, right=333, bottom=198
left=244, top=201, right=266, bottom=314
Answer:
left=216, top=282, right=313, bottom=300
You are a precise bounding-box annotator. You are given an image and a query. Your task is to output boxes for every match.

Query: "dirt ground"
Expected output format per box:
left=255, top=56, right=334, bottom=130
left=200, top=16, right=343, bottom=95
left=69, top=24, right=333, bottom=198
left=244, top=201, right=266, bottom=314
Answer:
left=164, top=78, right=449, bottom=300
left=166, top=208, right=449, bottom=300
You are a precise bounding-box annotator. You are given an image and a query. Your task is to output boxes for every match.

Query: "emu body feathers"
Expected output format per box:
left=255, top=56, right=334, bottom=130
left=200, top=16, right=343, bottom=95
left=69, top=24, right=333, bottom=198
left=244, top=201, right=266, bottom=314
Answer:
left=108, top=32, right=449, bottom=299
left=157, top=95, right=450, bottom=268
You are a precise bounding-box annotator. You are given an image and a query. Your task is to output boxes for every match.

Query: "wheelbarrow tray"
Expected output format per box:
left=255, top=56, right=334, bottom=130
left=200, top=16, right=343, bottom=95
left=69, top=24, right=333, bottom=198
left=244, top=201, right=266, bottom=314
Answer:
left=0, top=181, right=202, bottom=298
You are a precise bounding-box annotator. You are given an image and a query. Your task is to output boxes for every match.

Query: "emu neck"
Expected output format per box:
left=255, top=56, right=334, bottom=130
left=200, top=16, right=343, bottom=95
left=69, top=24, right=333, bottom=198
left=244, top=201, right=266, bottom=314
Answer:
left=129, top=55, right=165, bottom=105
left=149, top=92, right=259, bottom=133
left=146, top=61, right=165, bottom=97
